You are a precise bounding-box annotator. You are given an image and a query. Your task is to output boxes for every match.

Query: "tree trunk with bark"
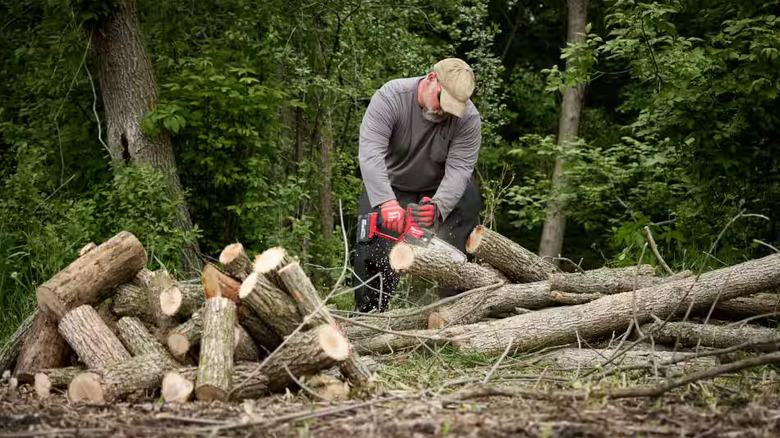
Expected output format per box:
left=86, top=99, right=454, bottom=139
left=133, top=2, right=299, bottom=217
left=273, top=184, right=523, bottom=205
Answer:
left=59, top=305, right=132, bottom=370
left=196, top=297, right=236, bottom=401
left=538, top=0, right=590, bottom=262
left=642, top=320, right=780, bottom=352
left=89, top=0, right=200, bottom=272
left=219, top=243, right=253, bottom=281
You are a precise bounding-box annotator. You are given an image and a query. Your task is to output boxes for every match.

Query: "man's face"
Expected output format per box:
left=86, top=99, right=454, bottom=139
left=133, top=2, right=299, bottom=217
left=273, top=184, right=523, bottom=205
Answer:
left=422, top=76, right=450, bottom=123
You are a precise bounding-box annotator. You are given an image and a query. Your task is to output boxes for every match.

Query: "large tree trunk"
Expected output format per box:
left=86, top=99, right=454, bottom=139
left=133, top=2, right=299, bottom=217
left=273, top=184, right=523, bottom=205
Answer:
left=319, top=109, right=334, bottom=235
left=89, top=0, right=200, bottom=272
left=538, top=0, right=590, bottom=262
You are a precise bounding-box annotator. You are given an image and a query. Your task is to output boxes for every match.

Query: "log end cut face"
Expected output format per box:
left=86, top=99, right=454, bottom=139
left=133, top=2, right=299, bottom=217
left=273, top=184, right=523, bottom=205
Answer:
left=68, top=372, right=105, bottom=403
left=319, top=325, right=350, bottom=361
left=219, top=243, right=245, bottom=265
left=389, top=244, right=415, bottom=272
left=162, top=372, right=194, bottom=403
left=159, top=286, right=183, bottom=316
left=167, top=333, right=191, bottom=357
left=238, top=272, right=258, bottom=300
left=464, top=225, right=485, bottom=254
left=253, top=247, right=287, bottom=274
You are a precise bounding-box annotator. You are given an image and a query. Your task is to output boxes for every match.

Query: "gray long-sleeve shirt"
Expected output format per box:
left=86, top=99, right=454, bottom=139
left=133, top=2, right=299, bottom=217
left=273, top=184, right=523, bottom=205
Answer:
left=358, top=77, right=481, bottom=219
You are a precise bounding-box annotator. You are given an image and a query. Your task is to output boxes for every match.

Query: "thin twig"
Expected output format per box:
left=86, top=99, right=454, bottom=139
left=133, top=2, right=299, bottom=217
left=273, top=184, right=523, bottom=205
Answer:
left=483, top=337, right=515, bottom=383
left=644, top=226, right=674, bottom=275
left=283, top=365, right=326, bottom=401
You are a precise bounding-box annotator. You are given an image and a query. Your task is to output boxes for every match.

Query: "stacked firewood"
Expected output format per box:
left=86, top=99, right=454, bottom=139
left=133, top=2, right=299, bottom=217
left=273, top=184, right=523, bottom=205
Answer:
left=0, top=232, right=368, bottom=403
left=342, top=225, right=780, bottom=366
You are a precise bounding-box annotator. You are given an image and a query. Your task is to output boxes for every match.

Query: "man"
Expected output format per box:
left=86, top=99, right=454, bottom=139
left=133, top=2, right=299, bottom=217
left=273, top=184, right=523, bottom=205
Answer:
left=354, top=58, right=482, bottom=312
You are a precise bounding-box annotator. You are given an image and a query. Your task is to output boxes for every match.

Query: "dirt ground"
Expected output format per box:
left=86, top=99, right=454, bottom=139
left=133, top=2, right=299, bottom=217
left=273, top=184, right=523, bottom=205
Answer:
left=3, top=381, right=780, bottom=438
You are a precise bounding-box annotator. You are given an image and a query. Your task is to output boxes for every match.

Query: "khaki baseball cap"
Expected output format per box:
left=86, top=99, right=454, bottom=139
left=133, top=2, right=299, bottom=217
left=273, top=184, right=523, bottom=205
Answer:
left=433, top=58, right=475, bottom=117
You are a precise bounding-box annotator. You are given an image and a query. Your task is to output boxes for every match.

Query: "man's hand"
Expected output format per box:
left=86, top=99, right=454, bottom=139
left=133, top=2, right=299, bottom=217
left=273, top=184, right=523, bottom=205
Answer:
left=380, top=200, right=406, bottom=233
left=411, top=196, right=438, bottom=229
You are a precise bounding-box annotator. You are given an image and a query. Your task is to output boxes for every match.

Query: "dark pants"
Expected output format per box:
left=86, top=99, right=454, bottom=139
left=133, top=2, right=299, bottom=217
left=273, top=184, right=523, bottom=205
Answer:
left=353, top=177, right=481, bottom=312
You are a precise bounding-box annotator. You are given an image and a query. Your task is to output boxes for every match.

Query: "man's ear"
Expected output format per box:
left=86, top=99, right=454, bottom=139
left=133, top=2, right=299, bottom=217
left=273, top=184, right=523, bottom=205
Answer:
left=426, top=71, right=437, bottom=81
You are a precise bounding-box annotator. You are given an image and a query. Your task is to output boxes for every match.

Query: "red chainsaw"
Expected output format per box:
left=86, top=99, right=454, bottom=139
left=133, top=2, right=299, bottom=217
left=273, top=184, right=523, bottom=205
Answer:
left=357, top=203, right=466, bottom=263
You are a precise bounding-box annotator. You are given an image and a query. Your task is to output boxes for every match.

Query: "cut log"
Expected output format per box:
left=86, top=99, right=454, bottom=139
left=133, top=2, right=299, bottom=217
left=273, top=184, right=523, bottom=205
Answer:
left=278, top=262, right=372, bottom=386
left=146, top=270, right=178, bottom=331
left=161, top=371, right=194, bottom=403
left=234, top=325, right=261, bottom=362
left=239, top=271, right=303, bottom=336
left=195, top=297, right=237, bottom=402
left=713, top=293, right=780, bottom=319
left=112, top=272, right=154, bottom=322
left=68, top=354, right=170, bottom=403
left=167, top=312, right=203, bottom=358
left=159, top=282, right=204, bottom=318
left=237, top=306, right=283, bottom=353
left=202, top=263, right=240, bottom=301
left=1, top=311, right=37, bottom=374
left=360, top=253, right=780, bottom=354
left=116, top=317, right=180, bottom=367
left=465, top=225, right=559, bottom=282
left=258, top=324, right=350, bottom=393
left=18, top=232, right=144, bottom=376
left=178, top=363, right=269, bottom=400
left=219, top=243, right=253, bottom=281
left=390, top=243, right=508, bottom=291
left=541, top=348, right=718, bottom=374
left=36, top=231, right=147, bottom=312
left=59, top=305, right=131, bottom=370
left=253, top=246, right=294, bottom=286
left=642, top=320, right=780, bottom=352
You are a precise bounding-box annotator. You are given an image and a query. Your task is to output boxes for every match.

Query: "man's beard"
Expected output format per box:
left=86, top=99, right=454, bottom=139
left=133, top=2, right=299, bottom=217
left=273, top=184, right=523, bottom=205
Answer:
left=422, top=108, right=449, bottom=123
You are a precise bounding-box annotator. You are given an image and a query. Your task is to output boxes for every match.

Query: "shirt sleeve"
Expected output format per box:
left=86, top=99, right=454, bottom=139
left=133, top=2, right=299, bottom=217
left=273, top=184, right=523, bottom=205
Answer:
left=359, top=85, right=399, bottom=209
left=433, top=113, right=481, bottom=219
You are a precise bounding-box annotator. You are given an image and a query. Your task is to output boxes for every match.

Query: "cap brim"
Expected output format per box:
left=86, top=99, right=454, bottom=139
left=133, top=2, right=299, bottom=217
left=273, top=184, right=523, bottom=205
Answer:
left=439, top=89, right=466, bottom=117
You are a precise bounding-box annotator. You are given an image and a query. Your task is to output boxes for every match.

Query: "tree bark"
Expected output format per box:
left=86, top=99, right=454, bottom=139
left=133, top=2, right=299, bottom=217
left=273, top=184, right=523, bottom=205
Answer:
left=233, top=325, right=261, bottom=362
left=1, top=311, right=37, bottom=374
left=357, top=253, right=780, bottom=354
left=89, top=0, right=200, bottom=272
left=179, top=363, right=270, bottom=400
left=116, top=317, right=180, bottom=367
left=13, top=312, right=72, bottom=376
left=541, top=348, right=718, bottom=374
left=390, top=243, right=508, bottom=292
left=59, top=305, right=132, bottom=370
left=219, top=243, right=253, bottom=281
left=237, top=306, right=283, bottom=354
left=196, top=297, right=237, bottom=401
left=538, top=0, right=590, bottom=263
left=319, top=109, right=334, bottom=235
left=466, top=226, right=559, bottom=282
left=547, top=265, right=669, bottom=295
left=713, top=293, right=780, bottom=319
left=642, top=320, right=780, bottom=352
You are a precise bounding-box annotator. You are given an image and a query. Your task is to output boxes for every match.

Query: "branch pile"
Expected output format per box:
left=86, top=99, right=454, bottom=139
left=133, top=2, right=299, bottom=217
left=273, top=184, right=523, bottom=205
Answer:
left=1, top=233, right=366, bottom=403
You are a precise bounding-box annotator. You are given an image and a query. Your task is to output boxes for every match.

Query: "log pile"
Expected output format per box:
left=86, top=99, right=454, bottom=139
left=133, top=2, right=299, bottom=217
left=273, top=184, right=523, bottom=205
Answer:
left=341, top=225, right=780, bottom=370
left=3, top=225, right=780, bottom=406
left=1, top=233, right=364, bottom=403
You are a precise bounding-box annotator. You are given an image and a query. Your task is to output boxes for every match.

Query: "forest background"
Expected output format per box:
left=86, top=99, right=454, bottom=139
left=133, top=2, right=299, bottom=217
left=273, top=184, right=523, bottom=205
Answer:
left=2, top=0, right=779, bottom=343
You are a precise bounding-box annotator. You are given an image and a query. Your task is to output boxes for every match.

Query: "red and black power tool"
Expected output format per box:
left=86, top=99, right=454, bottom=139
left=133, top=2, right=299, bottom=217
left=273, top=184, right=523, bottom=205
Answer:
left=357, top=203, right=466, bottom=263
